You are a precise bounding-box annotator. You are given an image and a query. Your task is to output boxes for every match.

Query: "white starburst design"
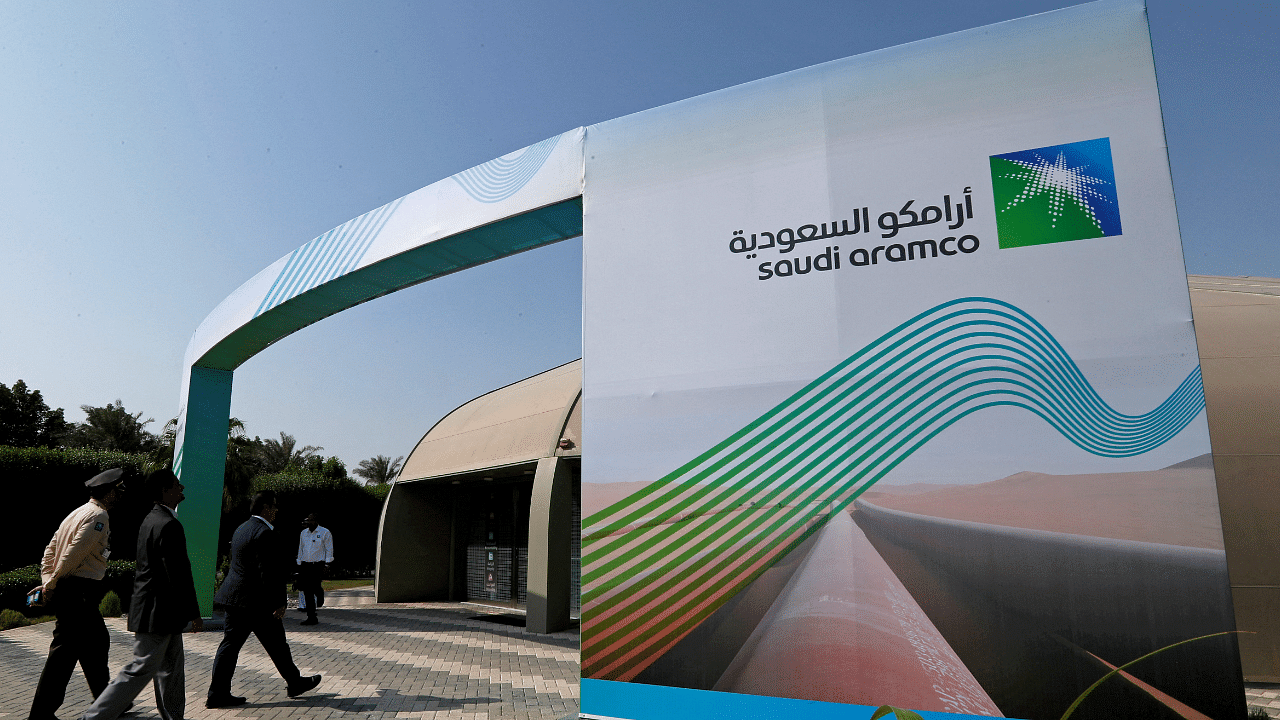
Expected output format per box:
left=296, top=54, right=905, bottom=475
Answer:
left=998, top=152, right=1113, bottom=230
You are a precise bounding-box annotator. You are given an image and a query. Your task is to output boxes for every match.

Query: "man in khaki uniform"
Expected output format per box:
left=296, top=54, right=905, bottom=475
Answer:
left=28, top=468, right=125, bottom=720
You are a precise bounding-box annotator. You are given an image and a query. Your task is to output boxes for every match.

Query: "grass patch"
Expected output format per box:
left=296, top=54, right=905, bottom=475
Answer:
left=0, top=609, right=53, bottom=631
left=321, top=578, right=373, bottom=592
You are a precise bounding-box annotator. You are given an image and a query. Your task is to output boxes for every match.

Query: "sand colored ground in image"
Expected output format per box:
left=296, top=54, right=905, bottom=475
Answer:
left=861, top=456, right=1223, bottom=550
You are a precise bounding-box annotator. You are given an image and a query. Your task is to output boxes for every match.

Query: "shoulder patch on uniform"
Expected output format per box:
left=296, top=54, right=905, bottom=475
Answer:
left=94, top=522, right=104, bottom=531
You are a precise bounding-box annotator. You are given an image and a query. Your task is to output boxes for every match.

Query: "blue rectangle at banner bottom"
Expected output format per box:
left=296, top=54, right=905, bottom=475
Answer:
left=580, top=679, right=1021, bottom=720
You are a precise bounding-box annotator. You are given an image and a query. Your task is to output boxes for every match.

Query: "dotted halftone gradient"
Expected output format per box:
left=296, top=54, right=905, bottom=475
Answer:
left=990, top=137, right=1122, bottom=249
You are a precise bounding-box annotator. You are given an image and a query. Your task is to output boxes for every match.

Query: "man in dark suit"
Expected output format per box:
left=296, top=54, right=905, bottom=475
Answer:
left=81, top=469, right=203, bottom=720
left=206, top=490, right=321, bottom=708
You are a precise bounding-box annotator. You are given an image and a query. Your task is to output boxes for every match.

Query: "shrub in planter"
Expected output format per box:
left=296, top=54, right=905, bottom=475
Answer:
left=103, top=560, right=136, bottom=613
left=98, top=590, right=122, bottom=618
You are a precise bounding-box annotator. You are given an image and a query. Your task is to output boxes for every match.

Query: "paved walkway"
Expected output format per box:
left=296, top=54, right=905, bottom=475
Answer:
left=0, top=589, right=579, bottom=720
left=1250, top=684, right=1280, bottom=718
left=3, top=587, right=1273, bottom=719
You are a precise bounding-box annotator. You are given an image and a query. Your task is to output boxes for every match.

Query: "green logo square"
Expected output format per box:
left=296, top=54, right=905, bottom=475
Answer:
left=990, top=138, right=1122, bottom=249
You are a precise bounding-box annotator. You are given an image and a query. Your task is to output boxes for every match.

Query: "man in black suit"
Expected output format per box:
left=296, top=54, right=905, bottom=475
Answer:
left=82, top=469, right=203, bottom=720
left=206, top=490, right=321, bottom=708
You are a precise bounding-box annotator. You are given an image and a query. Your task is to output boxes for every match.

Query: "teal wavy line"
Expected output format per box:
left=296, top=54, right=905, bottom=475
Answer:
left=254, top=196, right=404, bottom=317
left=451, top=134, right=560, bottom=203
left=581, top=297, right=1207, bottom=679
left=588, top=298, right=1200, bottom=539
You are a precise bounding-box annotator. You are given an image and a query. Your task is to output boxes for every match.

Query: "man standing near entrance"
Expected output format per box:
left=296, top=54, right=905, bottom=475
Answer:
left=296, top=513, right=333, bottom=626
left=206, top=490, right=321, bottom=708
left=28, top=468, right=124, bottom=720
left=83, top=469, right=203, bottom=720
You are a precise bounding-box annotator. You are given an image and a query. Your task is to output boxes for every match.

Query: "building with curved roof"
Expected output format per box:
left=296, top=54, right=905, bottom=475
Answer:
left=1189, top=275, right=1280, bottom=680
left=375, top=360, right=581, bottom=633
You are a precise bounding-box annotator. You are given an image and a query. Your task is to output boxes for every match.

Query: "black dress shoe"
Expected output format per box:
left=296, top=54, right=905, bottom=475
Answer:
left=300, top=616, right=318, bottom=625
left=287, top=674, right=321, bottom=698
left=205, top=695, right=247, bottom=709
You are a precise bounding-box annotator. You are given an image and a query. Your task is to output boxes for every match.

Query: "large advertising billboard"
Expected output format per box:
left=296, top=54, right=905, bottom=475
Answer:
left=579, top=1, right=1244, bottom=718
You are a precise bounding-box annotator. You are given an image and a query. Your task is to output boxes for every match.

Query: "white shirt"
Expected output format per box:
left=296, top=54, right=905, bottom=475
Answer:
left=297, top=525, right=334, bottom=564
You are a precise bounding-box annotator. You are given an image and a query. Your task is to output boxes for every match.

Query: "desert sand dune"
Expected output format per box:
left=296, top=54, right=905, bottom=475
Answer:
left=582, top=480, right=654, bottom=518
left=859, top=456, right=1223, bottom=549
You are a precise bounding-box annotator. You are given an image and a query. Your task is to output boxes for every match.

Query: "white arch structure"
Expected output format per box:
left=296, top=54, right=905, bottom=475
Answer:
left=175, top=129, right=585, bottom=612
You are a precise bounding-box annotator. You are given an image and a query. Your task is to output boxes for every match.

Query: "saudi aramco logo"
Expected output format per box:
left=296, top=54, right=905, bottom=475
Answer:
left=990, top=137, right=1122, bottom=249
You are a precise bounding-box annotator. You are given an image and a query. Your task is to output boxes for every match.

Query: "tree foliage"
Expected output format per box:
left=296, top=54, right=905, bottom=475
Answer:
left=354, top=454, right=404, bottom=485
left=259, top=432, right=323, bottom=474
left=215, top=470, right=386, bottom=576
left=0, top=382, right=388, bottom=578
left=217, top=426, right=348, bottom=515
left=66, top=400, right=158, bottom=453
left=0, top=380, right=70, bottom=448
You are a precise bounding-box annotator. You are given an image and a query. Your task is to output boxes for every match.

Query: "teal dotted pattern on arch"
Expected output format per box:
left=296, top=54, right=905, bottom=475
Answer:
left=255, top=196, right=405, bottom=317
left=451, top=134, right=562, bottom=203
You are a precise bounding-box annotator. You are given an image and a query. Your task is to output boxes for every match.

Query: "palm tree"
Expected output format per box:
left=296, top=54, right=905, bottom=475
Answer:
left=141, top=418, right=179, bottom=475
left=222, top=419, right=260, bottom=510
left=144, top=417, right=253, bottom=488
left=70, top=400, right=156, bottom=453
left=354, top=454, right=404, bottom=485
left=259, top=432, right=322, bottom=474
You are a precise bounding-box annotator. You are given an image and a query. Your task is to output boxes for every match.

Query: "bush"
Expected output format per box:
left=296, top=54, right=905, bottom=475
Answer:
left=98, top=590, right=122, bottom=617
left=0, top=561, right=134, bottom=616
left=364, top=482, right=391, bottom=503
left=0, top=446, right=151, bottom=573
left=222, top=471, right=387, bottom=578
left=0, top=608, right=30, bottom=631
left=0, top=565, right=41, bottom=615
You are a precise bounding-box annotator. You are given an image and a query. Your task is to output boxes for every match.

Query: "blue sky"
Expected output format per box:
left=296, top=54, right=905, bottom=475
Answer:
left=0, top=1, right=1274, bottom=472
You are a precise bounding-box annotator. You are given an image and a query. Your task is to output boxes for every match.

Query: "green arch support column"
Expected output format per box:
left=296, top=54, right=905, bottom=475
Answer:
left=179, top=367, right=234, bottom=613
left=175, top=129, right=586, bottom=615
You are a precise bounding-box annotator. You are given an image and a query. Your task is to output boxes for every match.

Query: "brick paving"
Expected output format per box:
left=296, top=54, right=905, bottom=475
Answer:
left=0, top=591, right=579, bottom=720
left=1249, top=684, right=1280, bottom=718
left=3, top=587, right=1270, bottom=720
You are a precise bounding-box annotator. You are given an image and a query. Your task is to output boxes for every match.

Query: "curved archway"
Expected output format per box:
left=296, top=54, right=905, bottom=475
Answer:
left=175, top=129, right=585, bottom=612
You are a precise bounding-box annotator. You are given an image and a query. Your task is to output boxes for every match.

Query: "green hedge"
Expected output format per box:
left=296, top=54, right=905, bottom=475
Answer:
left=216, top=472, right=387, bottom=578
left=0, top=447, right=151, bottom=574
left=0, top=561, right=136, bottom=616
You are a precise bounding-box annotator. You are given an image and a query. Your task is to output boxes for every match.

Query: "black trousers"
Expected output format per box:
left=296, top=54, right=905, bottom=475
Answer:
left=208, top=608, right=302, bottom=697
left=29, top=577, right=110, bottom=720
left=297, top=562, right=324, bottom=617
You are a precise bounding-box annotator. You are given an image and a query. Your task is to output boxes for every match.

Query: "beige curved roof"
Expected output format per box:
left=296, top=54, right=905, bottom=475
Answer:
left=1189, top=275, right=1280, bottom=468
left=1188, top=274, right=1280, bottom=681
left=399, top=359, right=581, bottom=482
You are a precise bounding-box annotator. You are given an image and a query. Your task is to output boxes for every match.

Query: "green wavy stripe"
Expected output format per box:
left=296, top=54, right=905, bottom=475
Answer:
left=581, top=297, right=1207, bottom=680
left=584, top=319, right=1200, bottom=577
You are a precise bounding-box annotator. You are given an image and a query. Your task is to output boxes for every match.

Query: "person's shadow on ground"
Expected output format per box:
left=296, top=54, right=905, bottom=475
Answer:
left=246, top=687, right=497, bottom=713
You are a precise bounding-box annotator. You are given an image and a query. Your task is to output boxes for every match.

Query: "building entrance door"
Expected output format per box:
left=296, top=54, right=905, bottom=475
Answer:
left=463, top=481, right=531, bottom=607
